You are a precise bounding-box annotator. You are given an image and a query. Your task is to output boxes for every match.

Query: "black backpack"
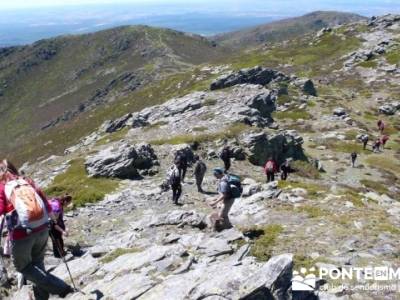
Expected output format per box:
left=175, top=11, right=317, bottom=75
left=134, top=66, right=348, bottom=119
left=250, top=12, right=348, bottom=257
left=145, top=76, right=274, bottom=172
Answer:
left=220, top=148, right=230, bottom=160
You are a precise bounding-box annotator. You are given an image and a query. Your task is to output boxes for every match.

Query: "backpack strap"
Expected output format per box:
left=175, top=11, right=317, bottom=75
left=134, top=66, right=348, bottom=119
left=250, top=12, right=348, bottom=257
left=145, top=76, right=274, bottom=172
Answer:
left=4, top=178, right=29, bottom=200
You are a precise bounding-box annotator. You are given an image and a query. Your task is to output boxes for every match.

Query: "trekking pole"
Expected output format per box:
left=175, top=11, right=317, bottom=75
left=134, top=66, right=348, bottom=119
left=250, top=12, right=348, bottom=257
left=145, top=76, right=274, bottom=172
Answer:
left=48, top=231, right=82, bottom=294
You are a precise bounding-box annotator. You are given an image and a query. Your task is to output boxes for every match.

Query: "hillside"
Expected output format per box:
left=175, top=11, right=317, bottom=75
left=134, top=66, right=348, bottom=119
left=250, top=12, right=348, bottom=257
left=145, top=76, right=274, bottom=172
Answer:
left=0, top=13, right=398, bottom=300
left=213, top=11, right=366, bottom=48
left=0, top=25, right=228, bottom=163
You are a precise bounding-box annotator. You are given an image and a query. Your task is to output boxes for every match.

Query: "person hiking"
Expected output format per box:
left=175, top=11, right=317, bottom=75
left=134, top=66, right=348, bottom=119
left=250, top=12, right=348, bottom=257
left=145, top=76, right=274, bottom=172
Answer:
left=373, top=139, right=381, bottom=153
left=209, top=168, right=234, bottom=231
left=0, top=160, right=73, bottom=300
left=280, top=159, right=292, bottom=181
left=193, top=155, right=207, bottom=193
left=381, top=135, right=389, bottom=149
left=174, top=150, right=188, bottom=183
left=168, top=159, right=182, bottom=205
left=49, top=195, right=72, bottom=258
left=361, top=135, right=369, bottom=150
left=220, top=145, right=231, bottom=173
left=351, top=152, right=358, bottom=168
left=377, top=120, right=385, bottom=134
left=264, top=157, right=278, bottom=182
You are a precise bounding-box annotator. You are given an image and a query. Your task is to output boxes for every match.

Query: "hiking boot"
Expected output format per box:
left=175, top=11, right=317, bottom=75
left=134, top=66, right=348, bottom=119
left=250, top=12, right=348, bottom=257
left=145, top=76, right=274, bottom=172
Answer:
left=59, top=286, right=75, bottom=298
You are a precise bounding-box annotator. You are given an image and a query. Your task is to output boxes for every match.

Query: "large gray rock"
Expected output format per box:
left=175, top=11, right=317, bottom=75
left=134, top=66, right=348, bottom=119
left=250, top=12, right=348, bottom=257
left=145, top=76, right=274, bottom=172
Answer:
left=85, top=143, right=158, bottom=179
left=150, top=210, right=207, bottom=229
left=210, top=66, right=289, bottom=90
left=242, top=131, right=304, bottom=166
left=379, top=104, right=397, bottom=115
left=245, top=90, right=277, bottom=120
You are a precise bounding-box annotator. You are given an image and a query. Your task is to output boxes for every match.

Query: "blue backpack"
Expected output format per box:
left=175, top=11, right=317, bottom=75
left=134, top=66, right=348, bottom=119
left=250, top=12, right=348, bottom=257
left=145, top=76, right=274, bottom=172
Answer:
left=227, top=174, right=242, bottom=199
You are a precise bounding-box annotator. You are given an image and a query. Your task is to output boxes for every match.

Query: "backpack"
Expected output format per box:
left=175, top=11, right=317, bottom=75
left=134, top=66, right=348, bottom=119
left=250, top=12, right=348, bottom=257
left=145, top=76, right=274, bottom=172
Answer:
left=168, top=166, right=181, bottom=186
left=4, top=178, right=49, bottom=232
left=226, top=174, right=242, bottom=199
left=175, top=152, right=187, bottom=167
left=220, top=148, right=230, bottom=160
left=195, top=161, right=207, bottom=175
left=265, top=161, right=274, bottom=172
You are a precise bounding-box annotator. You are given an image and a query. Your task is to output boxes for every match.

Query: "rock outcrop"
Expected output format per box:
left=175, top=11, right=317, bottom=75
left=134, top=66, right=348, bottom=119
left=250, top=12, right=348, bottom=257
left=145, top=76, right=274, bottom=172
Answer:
left=242, top=131, right=305, bottom=165
left=85, top=142, right=158, bottom=179
left=210, top=66, right=289, bottom=90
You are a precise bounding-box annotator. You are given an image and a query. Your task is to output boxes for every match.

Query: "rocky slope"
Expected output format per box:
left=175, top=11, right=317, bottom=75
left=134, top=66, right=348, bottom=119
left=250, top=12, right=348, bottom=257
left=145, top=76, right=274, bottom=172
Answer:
left=213, top=11, right=366, bottom=48
left=0, top=13, right=399, bottom=300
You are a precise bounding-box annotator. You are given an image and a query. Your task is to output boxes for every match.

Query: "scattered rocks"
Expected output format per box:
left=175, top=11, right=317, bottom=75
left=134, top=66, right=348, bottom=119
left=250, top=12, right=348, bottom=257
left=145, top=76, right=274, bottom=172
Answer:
left=293, top=78, right=317, bottom=96
left=150, top=210, right=207, bottom=229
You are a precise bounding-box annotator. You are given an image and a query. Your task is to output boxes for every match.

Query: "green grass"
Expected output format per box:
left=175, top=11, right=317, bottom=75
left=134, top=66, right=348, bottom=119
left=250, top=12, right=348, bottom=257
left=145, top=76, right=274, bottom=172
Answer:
left=365, top=155, right=400, bottom=175
left=273, top=109, right=312, bottom=121
left=100, top=248, right=141, bottom=264
left=343, top=190, right=365, bottom=207
left=45, top=159, right=118, bottom=207
left=95, top=127, right=129, bottom=146
left=192, top=126, right=208, bottom=132
left=149, top=123, right=250, bottom=145
left=277, top=94, right=292, bottom=105
left=360, top=179, right=389, bottom=195
left=249, top=224, right=284, bottom=262
left=202, top=98, right=218, bottom=106
left=291, top=160, right=321, bottom=180
left=344, top=130, right=359, bottom=141
left=385, top=50, right=400, bottom=65
left=358, top=59, right=378, bottom=68
left=278, top=180, right=326, bottom=199
left=296, top=205, right=326, bottom=218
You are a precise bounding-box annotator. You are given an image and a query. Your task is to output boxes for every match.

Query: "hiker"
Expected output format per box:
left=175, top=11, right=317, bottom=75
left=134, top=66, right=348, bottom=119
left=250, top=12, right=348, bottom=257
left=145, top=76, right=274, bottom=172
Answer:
left=193, top=155, right=207, bottom=193
left=175, top=150, right=188, bottom=183
left=280, top=159, right=292, bottom=181
left=220, top=145, right=231, bottom=173
left=209, top=168, right=235, bottom=231
left=49, top=195, right=72, bottom=258
left=264, top=157, right=278, bottom=182
left=361, top=135, right=369, bottom=150
left=377, top=120, right=385, bottom=134
left=0, top=160, right=73, bottom=300
left=351, top=152, right=358, bottom=168
left=373, top=139, right=381, bottom=153
left=381, top=135, right=389, bottom=149
left=168, top=159, right=182, bottom=205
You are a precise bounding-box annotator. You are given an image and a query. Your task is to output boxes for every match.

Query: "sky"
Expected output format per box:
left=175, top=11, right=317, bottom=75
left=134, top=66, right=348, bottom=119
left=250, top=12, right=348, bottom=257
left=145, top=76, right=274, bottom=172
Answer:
left=0, top=0, right=399, bottom=46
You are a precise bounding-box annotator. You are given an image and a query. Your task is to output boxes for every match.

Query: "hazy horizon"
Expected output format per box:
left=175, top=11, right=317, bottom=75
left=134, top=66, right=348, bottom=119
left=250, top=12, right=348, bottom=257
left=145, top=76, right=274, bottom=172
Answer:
left=0, top=0, right=399, bottom=46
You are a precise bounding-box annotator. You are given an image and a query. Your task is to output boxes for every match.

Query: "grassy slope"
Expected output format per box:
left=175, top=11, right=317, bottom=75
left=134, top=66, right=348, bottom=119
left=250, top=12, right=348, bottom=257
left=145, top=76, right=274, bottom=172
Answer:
left=0, top=25, right=228, bottom=163
left=213, top=11, right=366, bottom=48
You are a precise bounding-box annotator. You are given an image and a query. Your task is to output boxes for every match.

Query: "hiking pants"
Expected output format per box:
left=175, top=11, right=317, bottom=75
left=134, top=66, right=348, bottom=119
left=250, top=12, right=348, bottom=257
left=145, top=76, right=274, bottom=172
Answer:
left=223, top=159, right=231, bottom=172
left=266, top=171, right=275, bottom=182
left=11, top=229, right=71, bottom=300
left=218, top=198, right=234, bottom=229
left=351, top=157, right=356, bottom=167
left=171, top=183, right=182, bottom=204
left=179, top=166, right=187, bottom=182
left=195, top=172, right=205, bottom=192
left=281, top=171, right=288, bottom=181
left=363, top=141, right=368, bottom=150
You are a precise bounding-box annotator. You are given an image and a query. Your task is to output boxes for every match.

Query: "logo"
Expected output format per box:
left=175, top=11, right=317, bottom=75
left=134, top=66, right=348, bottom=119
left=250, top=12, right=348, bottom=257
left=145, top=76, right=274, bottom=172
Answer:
left=292, top=267, right=317, bottom=291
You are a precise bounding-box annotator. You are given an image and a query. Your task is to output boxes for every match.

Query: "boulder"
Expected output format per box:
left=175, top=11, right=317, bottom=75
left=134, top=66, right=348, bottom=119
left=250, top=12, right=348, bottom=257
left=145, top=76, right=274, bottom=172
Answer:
left=242, top=131, right=304, bottom=166
left=245, top=90, right=277, bottom=119
left=150, top=210, right=207, bottom=229
left=85, top=142, right=158, bottom=179
left=379, top=104, right=396, bottom=115
left=101, top=113, right=132, bottom=133
left=210, top=66, right=289, bottom=90
left=333, top=107, right=347, bottom=117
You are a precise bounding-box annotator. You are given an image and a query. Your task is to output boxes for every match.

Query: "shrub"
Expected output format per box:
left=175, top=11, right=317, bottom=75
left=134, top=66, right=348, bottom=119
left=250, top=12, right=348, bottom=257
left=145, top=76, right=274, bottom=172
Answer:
left=100, top=248, right=141, bottom=264
left=249, top=224, right=284, bottom=261
left=291, top=160, right=321, bottom=180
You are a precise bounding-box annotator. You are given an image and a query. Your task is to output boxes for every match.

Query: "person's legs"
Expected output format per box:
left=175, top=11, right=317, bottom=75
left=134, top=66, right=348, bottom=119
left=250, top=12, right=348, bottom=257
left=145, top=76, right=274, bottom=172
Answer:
left=172, top=186, right=178, bottom=203
left=181, top=167, right=187, bottom=182
left=12, top=230, right=72, bottom=299
left=224, top=159, right=231, bottom=172
left=51, top=229, right=62, bottom=258
left=281, top=171, right=287, bottom=180
left=218, top=198, right=234, bottom=229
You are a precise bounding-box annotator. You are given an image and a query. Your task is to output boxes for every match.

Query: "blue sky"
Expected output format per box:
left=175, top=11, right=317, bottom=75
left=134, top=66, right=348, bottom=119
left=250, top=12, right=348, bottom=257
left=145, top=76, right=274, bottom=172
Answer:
left=0, top=0, right=399, bottom=14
